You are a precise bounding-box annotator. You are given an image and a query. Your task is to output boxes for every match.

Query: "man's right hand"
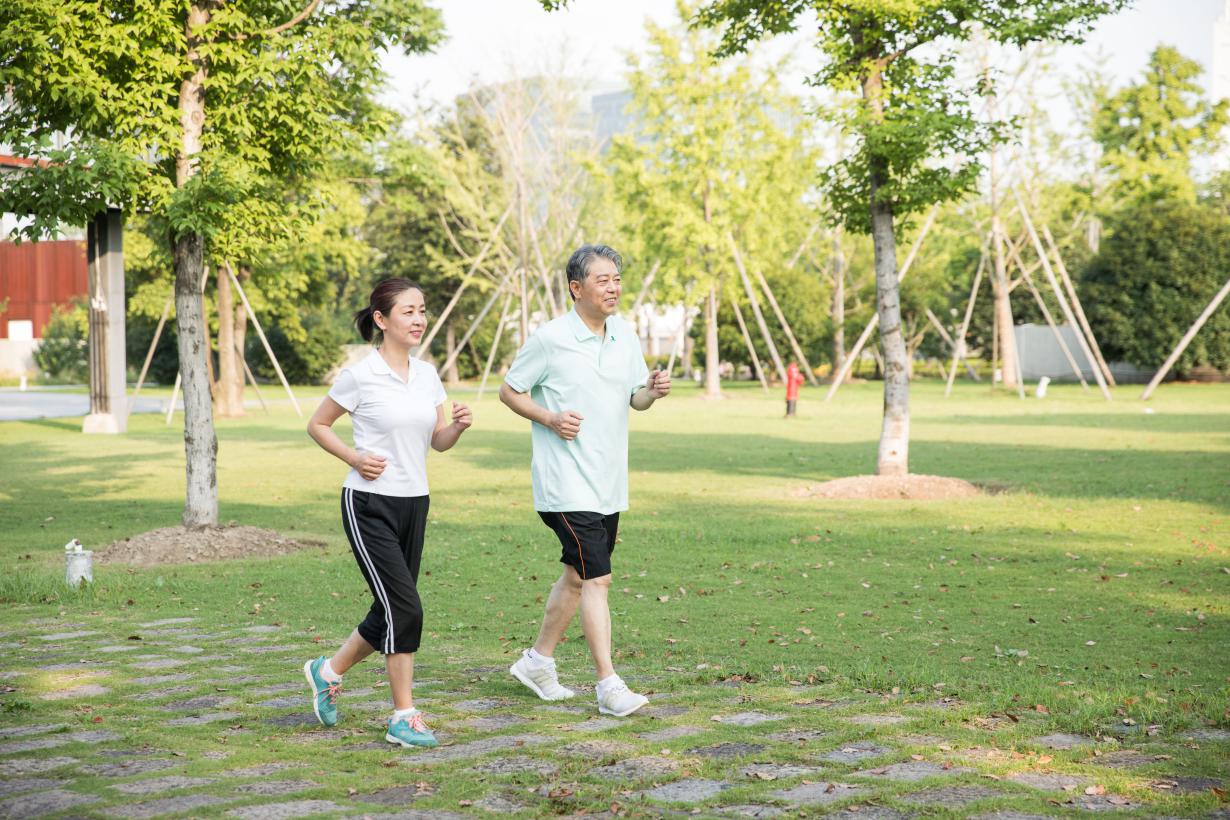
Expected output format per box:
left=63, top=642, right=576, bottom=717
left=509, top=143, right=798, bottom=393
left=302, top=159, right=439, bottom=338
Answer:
left=351, top=451, right=387, bottom=481
left=548, top=410, right=584, bottom=441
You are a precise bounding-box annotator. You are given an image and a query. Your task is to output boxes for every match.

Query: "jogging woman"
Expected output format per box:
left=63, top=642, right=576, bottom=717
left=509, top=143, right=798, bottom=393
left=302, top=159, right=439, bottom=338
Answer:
left=304, top=278, right=471, bottom=748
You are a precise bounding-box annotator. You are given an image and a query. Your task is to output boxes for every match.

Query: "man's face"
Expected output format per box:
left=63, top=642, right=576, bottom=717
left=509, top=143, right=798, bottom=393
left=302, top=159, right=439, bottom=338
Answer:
left=571, top=257, right=621, bottom=319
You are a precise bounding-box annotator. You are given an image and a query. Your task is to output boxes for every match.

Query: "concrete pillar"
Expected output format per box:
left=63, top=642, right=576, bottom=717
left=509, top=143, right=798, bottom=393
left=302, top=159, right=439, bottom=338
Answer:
left=83, top=208, right=126, bottom=434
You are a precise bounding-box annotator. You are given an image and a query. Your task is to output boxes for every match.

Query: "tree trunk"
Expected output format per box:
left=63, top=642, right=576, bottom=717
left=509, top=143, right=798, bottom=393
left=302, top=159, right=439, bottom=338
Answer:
left=175, top=2, right=218, bottom=527
left=863, top=58, right=909, bottom=477
left=984, top=67, right=1019, bottom=390
left=444, top=322, right=460, bottom=387
left=174, top=233, right=218, bottom=527
left=233, top=266, right=249, bottom=397
left=703, top=283, right=721, bottom=399
left=215, top=264, right=244, bottom=417
left=831, top=225, right=846, bottom=382
left=990, top=217, right=1020, bottom=388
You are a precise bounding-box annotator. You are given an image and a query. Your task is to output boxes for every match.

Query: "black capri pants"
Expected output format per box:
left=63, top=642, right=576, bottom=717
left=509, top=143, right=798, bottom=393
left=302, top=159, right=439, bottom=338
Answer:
left=340, top=488, right=429, bottom=655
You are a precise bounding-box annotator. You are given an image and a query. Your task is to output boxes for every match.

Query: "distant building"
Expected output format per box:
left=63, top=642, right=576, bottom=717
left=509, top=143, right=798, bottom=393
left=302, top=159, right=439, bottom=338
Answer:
left=1215, top=0, right=1230, bottom=105
left=591, top=89, right=634, bottom=149
left=1213, top=1, right=1230, bottom=169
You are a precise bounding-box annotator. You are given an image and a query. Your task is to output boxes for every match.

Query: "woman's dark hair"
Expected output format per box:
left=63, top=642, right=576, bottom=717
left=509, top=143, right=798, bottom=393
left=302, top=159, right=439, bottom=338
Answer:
left=354, top=278, right=425, bottom=343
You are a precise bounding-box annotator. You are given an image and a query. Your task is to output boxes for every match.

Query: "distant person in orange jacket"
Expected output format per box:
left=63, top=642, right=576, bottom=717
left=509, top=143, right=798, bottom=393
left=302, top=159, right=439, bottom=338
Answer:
left=785, top=360, right=804, bottom=417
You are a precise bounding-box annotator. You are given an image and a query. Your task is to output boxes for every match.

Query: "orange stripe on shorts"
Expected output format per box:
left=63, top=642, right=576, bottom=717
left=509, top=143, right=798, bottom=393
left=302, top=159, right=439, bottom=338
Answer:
left=558, top=513, right=586, bottom=579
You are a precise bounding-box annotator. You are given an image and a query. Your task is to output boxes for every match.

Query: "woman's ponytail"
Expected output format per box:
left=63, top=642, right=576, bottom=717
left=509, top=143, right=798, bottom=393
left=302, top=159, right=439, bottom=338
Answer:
left=354, top=306, right=376, bottom=343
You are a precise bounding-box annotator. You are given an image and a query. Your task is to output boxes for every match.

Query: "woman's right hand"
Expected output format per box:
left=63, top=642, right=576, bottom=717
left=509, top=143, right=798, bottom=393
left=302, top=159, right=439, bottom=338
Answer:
left=351, top=451, right=387, bottom=481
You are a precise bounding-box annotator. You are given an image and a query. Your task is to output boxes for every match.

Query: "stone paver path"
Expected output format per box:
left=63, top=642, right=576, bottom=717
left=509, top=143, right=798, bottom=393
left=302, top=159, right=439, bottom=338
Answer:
left=0, top=614, right=1225, bottom=819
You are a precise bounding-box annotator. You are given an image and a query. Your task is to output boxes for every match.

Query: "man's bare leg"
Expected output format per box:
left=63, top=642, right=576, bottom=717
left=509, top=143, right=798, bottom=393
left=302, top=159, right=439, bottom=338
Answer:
left=578, top=574, right=615, bottom=680
left=533, top=568, right=583, bottom=658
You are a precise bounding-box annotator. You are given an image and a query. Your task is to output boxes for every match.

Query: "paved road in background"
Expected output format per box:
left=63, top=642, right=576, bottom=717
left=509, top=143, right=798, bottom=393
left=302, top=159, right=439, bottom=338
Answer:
left=0, top=388, right=172, bottom=422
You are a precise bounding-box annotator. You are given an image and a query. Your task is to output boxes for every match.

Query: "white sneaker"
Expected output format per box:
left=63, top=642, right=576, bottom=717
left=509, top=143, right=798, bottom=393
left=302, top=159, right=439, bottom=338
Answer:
left=510, top=651, right=576, bottom=701
left=596, top=676, right=648, bottom=717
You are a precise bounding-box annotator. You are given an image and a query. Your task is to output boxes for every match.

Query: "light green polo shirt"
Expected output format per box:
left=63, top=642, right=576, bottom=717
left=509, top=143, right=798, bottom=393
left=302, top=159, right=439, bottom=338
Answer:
left=504, top=307, right=650, bottom=514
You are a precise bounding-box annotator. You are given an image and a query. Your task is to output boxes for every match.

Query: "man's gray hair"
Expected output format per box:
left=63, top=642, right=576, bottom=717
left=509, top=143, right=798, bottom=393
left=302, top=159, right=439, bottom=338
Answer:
left=565, top=244, right=623, bottom=300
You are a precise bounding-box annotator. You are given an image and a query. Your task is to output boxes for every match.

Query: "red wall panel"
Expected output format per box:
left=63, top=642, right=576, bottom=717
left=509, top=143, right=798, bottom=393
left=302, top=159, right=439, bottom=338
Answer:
left=0, top=240, right=88, bottom=338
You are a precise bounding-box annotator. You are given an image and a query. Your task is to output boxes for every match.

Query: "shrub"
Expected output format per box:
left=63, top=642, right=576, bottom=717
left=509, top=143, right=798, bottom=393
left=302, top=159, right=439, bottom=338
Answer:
left=1082, top=199, right=1230, bottom=376
left=249, top=309, right=347, bottom=385
left=32, top=298, right=89, bottom=382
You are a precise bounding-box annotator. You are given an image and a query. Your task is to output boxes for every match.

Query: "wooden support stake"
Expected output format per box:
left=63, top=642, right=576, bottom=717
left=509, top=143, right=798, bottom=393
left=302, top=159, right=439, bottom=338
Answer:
left=438, top=283, right=506, bottom=377
left=1042, top=224, right=1116, bottom=386
left=165, top=372, right=180, bottom=425
left=224, top=260, right=302, bottom=417
left=946, top=236, right=989, bottom=397
left=731, top=298, right=769, bottom=393
left=419, top=201, right=515, bottom=356
left=665, top=288, right=698, bottom=376
left=1013, top=191, right=1111, bottom=400
left=478, top=293, right=515, bottom=401
left=786, top=223, right=820, bottom=269
left=729, top=234, right=787, bottom=383
left=751, top=262, right=819, bottom=386
left=1141, top=276, right=1230, bottom=400
left=128, top=292, right=172, bottom=417
left=924, top=308, right=979, bottom=379
left=630, top=260, right=661, bottom=316
left=825, top=205, right=938, bottom=400
left=1004, top=240, right=1089, bottom=388
left=238, top=343, right=268, bottom=414
left=1012, top=321, right=1026, bottom=400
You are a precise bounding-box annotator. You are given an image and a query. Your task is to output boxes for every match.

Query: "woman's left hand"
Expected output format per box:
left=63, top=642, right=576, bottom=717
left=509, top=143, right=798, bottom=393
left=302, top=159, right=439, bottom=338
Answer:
left=451, top=401, right=472, bottom=431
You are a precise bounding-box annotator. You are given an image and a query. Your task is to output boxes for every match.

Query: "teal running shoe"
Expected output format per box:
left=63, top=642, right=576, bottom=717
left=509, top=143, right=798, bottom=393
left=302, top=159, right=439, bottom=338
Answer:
left=385, top=711, right=437, bottom=748
left=303, top=656, right=341, bottom=727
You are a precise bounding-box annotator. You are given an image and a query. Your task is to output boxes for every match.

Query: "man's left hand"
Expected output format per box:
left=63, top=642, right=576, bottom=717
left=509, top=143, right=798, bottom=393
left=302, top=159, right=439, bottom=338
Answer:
left=647, top=369, right=671, bottom=399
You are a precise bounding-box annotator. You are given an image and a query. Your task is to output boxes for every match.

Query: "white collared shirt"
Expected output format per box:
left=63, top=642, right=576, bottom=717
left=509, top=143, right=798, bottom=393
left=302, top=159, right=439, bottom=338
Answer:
left=504, top=308, right=650, bottom=514
left=328, top=349, right=447, bottom=497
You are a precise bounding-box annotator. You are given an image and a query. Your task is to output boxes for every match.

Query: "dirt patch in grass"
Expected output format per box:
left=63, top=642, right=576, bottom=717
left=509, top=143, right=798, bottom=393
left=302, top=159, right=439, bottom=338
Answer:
left=792, top=474, right=983, bottom=501
left=98, top=525, right=326, bottom=567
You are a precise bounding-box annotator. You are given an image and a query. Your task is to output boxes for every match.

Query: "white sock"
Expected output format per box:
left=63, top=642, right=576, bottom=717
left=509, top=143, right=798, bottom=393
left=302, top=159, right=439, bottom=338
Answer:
left=391, top=706, right=418, bottom=722
left=526, top=647, right=553, bottom=667
left=596, top=673, right=620, bottom=694
left=320, top=659, right=342, bottom=682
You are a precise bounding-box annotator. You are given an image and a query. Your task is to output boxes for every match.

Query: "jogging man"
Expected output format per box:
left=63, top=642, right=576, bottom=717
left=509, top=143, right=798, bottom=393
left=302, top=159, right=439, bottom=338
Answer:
left=499, top=244, right=670, bottom=717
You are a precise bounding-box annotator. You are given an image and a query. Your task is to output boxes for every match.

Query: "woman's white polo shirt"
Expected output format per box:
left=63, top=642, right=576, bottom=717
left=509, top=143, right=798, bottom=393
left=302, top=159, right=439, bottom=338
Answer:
left=327, top=350, right=447, bottom=497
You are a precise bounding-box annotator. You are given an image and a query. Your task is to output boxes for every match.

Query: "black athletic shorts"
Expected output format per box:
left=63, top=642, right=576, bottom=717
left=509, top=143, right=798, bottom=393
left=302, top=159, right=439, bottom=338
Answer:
left=538, top=511, right=619, bottom=580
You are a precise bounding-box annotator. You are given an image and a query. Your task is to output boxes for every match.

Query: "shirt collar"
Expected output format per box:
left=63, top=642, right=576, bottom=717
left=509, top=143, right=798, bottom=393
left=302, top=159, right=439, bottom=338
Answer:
left=568, top=306, right=614, bottom=342
left=367, top=349, right=415, bottom=383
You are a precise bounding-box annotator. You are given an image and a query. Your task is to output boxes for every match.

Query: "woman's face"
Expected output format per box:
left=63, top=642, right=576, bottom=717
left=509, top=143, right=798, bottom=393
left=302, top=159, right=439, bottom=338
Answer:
left=375, top=287, right=428, bottom=348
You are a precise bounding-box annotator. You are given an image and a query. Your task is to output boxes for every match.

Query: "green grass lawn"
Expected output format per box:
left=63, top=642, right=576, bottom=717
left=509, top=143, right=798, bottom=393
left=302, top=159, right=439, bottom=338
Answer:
left=0, top=379, right=1226, bottom=817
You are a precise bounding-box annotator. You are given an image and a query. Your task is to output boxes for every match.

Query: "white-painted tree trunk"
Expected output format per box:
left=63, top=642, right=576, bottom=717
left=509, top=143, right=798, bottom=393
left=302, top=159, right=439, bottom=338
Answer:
left=869, top=197, right=909, bottom=476
left=174, top=2, right=218, bottom=527
left=703, top=284, right=721, bottom=399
